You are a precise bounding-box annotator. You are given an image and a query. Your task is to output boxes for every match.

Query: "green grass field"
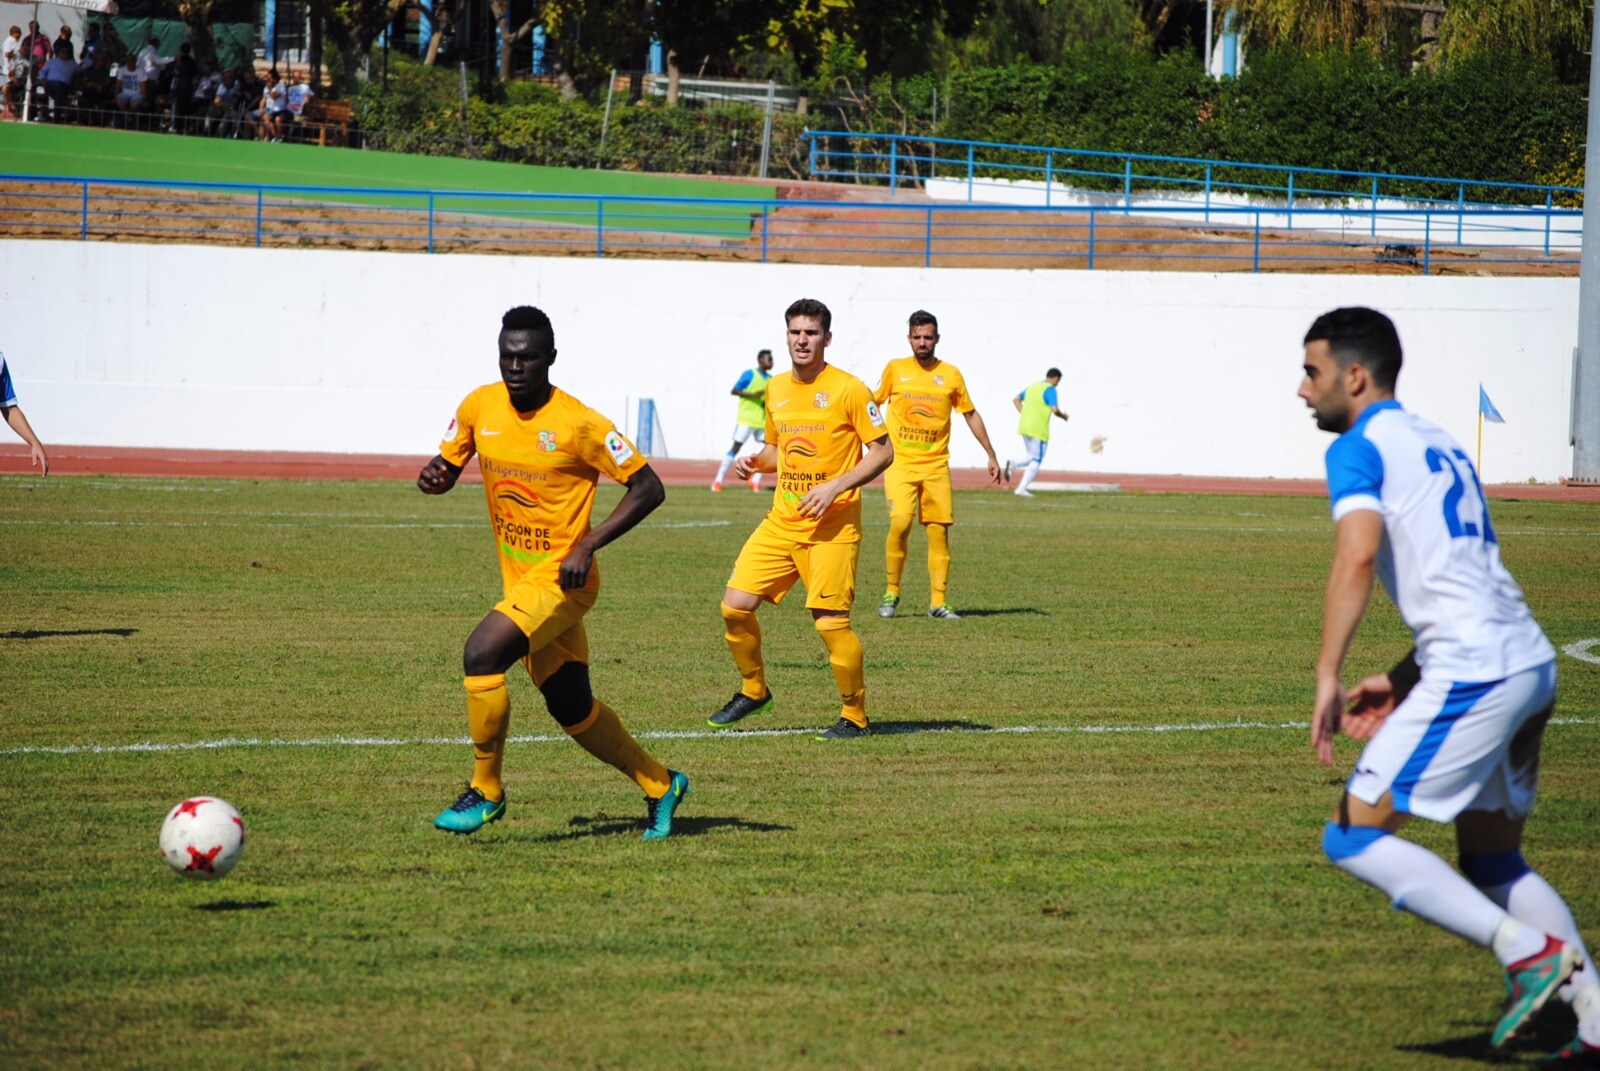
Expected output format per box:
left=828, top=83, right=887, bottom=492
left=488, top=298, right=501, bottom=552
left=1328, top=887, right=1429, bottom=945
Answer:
left=0, top=124, right=772, bottom=235
left=1, top=475, right=1596, bottom=1070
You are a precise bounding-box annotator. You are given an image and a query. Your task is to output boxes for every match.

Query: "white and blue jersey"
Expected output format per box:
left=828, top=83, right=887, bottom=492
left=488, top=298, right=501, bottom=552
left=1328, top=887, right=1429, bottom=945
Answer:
left=1326, top=399, right=1553, bottom=683
left=0, top=354, right=16, bottom=408
left=1328, top=399, right=1556, bottom=822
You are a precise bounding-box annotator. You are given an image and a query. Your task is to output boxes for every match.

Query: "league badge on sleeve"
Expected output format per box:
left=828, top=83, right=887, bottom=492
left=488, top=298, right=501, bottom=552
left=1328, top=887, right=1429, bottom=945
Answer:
left=442, top=417, right=457, bottom=441
left=604, top=430, right=636, bottom=465
left=866, top=400, right=886, bottom=427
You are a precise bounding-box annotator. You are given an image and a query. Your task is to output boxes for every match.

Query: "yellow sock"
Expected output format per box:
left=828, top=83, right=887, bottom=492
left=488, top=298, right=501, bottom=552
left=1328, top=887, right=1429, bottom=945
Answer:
left=884, top=512, right=912, bottom=597
left=814, top=615, right=867, bottom=728
left=927, top=523, right=951, bottom=607
left=721, top=602, right=767, bottom=700
left=566, top=699, right=671, bottom=798
left=465, top=673, right=510, bottom=802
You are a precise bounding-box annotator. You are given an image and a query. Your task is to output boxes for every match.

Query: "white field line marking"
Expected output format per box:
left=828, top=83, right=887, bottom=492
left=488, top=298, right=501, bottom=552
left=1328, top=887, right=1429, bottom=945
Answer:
left=1563, top=638, right=1600, bottom=665
left=4, top=718, right=1594, bottom=758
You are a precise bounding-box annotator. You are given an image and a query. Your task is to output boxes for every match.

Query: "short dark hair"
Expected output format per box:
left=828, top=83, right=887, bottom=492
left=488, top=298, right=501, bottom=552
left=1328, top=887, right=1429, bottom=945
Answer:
left=756, top=348, right=772, bottom=358
left=1046, top=367, right=1062, bottom=379
left=785, top=298, right=831, bottom=332
left=1304, top=307, right=1402, bottom=390
left=501, top=305, right=555, bottom=348
left=908, top=309, right=938, bottom=333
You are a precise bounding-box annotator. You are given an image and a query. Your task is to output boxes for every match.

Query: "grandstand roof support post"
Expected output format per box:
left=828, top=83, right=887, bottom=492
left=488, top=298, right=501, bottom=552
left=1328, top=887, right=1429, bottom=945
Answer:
left=1573, top=0, right=1600, bottom=481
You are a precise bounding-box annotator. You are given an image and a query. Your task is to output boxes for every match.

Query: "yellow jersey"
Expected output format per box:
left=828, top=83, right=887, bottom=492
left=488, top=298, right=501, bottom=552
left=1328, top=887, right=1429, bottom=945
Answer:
left=764, top=363, right=887, bottom=542
left=440, top=384, right=647, bottom=591
left=873, top=357, right=973, bottom=473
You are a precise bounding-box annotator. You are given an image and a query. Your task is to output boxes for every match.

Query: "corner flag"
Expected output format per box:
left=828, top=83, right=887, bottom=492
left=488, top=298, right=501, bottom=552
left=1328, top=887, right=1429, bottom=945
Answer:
left=1478, top=385, right=1505, bottom=424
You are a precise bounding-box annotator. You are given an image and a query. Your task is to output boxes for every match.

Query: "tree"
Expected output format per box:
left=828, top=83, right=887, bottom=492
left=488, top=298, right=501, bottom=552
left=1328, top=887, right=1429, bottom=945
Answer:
left=650, top=0, right=770, bottom=103
left=310, top=0, right=412, bottom=93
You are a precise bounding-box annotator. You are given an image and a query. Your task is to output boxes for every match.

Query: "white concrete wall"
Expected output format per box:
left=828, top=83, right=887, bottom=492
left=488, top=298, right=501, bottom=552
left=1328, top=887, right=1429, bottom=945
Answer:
left=0, top=239, right=1579, bottom=482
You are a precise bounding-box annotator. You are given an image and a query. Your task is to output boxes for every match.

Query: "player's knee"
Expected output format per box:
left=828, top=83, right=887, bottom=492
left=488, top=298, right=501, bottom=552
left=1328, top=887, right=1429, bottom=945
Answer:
left=1459, top=849, right=1529, bottom=889
left=721, top=601, right=754, bottom=624
left=538, top=662, right=594, bottom=728
left=462, top=635, right=508, bottom=677
left=813, top=613, right=850, bottom=635
left=1322, top=821, right=1390, bottom=864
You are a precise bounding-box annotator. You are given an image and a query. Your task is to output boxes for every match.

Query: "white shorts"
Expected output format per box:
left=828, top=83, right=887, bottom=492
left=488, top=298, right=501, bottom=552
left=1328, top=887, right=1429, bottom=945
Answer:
left=1020, top=435, right=1047, bottom=465
left=731, top=424, right=765, bottom=446
left=1346, top=660, right=1556, bottom=823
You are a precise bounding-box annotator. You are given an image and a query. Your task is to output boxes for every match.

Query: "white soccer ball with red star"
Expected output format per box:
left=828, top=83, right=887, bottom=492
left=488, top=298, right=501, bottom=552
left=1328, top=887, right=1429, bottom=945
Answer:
left=159, top=797, right=246, bottom=880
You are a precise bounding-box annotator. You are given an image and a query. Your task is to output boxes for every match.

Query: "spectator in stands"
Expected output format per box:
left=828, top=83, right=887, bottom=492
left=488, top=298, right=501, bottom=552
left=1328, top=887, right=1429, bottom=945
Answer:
left=167, top=41, right=195, bottom=130
left=21, top=21, right=49, bottom=69
left=233, top=67, right=262, bottom=139
left=54, top=25, right=74, bottom=62
left=114, top=52, right=144, bottom=116
left=285, top=69, right=314, bottom=127
left=80, top=20, right=103, bottom=59
left=3, top=27, right=21, bottom=81
left=258, top=67, right=288, bottom=141
left=79, top=47, right=114, bottom=117
left=135, top=35, right=169, bottom=97
left=41, top=42, right=78, bottom=118
left=202, top=66, right=239, bottom=136
left=2, top=58, right=25, bottom=119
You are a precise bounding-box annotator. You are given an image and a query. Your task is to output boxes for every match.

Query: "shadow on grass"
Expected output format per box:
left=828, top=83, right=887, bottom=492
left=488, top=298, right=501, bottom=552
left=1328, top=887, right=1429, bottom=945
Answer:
left=194, top=900, right=277, bottom=912
left=872, top=719, right=993, bottom=735
left=0, top=627, right=139, bottom=640
left=950, top=608, right=1047, bottom=618
left=1395, top=1012, right=1574, bottom=1065
left=522, top=814, right=794, bottom=844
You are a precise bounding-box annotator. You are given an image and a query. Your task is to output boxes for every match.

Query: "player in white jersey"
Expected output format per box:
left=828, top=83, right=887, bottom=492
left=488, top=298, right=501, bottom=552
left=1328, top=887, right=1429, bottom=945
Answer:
left=1299, top=307, right=1597, bottom=1064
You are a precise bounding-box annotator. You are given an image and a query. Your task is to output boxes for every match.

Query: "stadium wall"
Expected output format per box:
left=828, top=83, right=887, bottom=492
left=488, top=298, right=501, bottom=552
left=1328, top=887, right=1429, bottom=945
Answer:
left=0, top=240, right=1578, bottom=482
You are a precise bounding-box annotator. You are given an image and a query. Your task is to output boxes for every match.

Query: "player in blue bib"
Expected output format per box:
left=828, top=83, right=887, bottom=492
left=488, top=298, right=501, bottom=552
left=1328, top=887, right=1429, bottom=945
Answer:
left=1300, top=307, right=1596, bottom=1062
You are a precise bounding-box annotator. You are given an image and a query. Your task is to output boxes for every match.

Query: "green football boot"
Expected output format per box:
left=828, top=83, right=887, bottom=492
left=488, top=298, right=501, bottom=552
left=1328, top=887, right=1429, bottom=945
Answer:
left=643, top=771, right=690, bottom=841
left=1493, top=937, right=1580, bottom=1047
left=434, top=785, right=506, bottom=834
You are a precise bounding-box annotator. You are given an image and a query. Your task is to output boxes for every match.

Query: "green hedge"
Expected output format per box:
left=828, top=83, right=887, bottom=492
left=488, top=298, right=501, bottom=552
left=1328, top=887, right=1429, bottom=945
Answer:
left=943, top=48, right=1584, bottom=202
left=351, top=49, right=1584, bottom=200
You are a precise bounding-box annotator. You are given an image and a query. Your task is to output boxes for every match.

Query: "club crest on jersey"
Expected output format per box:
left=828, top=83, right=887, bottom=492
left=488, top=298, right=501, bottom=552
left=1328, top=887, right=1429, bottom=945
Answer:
left=933, top=374, right=945, bottom=386
left=866, top=400, right=886, bottom=427
left=538, top=430, right=558, bottom=452
left=813, top=392, right=830, bottom=409
left=604, top=430, right=636, bottom=465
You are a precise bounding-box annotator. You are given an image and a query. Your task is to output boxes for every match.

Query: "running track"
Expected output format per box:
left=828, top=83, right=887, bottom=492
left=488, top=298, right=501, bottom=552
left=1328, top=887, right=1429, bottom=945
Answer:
left=3, top=445, right=1599, bottom=501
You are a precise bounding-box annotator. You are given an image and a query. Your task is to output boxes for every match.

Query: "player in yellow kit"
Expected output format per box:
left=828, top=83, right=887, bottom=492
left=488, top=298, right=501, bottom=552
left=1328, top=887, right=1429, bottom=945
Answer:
left=874, top=310, right=1002, bottom=621
left=710, top=298, right=894, bottom=740
left=417, top=305, right=688, bottom=839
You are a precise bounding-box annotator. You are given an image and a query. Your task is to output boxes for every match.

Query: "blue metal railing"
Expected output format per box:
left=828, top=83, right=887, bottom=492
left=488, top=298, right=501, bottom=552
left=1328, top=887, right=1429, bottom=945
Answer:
left=0, top=173, right=1580, bottom=272
left=802, top=130, right=1583, bottom=218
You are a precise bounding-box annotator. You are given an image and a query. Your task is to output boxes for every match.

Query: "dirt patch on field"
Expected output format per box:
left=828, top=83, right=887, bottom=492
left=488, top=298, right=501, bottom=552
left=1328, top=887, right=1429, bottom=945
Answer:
left=0, top=179, right=1576, bottom=276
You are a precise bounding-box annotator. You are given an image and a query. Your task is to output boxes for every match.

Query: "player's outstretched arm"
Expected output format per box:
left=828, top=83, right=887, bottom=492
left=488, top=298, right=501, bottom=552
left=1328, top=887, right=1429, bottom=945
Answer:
left=961, top=409, right=1003, bottom=483
left=558, top=464, right=665, bottom=590
left=3, top=405, right=48, bottom=476
left=416, top=454, right=463, bottom=495
left=1312, top=510, right=1383, bottom=764
left=797, top=436, right=894, bottom=519
left=732, top=443, right=778, bottom=480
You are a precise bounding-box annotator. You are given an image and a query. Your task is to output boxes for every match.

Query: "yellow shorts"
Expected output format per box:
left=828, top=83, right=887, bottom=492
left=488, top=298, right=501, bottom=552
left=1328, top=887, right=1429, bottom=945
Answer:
left=726, top=519, right=859, bottom=611
left=884, top=464, right=953, bottom=525
left=494, top=569, right=599, bottom=686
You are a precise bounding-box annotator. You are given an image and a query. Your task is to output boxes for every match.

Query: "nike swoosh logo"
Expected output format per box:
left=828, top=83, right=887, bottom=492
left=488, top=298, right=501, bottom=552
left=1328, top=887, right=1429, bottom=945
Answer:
left=899, top=376, right=913, bottom=382
left=481, top=429, right=502, bottom=436
left=774, top=399, right=790, bottom=408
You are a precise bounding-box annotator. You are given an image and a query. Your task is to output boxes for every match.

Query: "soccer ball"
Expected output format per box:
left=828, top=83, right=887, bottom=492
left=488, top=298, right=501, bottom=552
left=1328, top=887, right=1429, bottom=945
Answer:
left=159, top=797, right=246, bottom=880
